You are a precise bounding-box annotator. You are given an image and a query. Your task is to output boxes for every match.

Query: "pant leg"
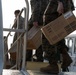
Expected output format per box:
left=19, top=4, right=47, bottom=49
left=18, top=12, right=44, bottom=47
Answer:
left=35, top=45, right=43, bottom=62
left=42, top=13, right=60, bottom=64
left=26, top=17, right=33, bottom=61
left=26, top=50, right=32, bottom=61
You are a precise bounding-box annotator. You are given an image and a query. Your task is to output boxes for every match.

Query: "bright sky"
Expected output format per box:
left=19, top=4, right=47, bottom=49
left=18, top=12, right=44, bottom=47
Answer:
left=2, top=0, right=31, bottom=28
left=2, top=0, right=31, bottom=48
left=1, top=0, right=76, bottom=48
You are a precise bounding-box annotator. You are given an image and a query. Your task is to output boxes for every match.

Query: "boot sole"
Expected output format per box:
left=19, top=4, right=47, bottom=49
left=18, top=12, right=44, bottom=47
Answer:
left=40, top=70, right=59, bottom=74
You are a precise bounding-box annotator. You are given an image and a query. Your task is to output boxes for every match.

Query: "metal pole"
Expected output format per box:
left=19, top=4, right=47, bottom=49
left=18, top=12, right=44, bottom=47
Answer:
left=22, top=0, right=29, bottom=70
left=0, top=0, right=4, bottom=75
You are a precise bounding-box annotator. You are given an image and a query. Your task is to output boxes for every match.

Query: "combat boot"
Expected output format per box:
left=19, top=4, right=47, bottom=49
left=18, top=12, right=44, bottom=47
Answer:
left=40, top=63, right=59, bottom=74
left=61, top=47, right=72, bottom=71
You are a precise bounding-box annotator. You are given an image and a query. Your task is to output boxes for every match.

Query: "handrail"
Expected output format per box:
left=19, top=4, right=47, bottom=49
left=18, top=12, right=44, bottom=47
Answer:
left=0, top=0, right=4, bottom=75
left=4, top=8, right=25, bottom=42
left=5, top=33, right=23, bottom=55
left=3, top=10, right=24, bottom=67
left=21, top=0, right=29, bottom=71
left=4, top=8, right=25, bottom=55
left=3, top=7, right=26, bottom=69
left=3, top=28, right=25, bottom=32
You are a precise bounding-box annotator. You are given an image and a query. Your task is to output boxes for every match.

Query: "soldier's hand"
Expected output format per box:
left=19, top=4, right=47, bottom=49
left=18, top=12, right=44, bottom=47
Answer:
left=57, top=1, right=64, bottom=14
left=33, top=22, right=39, bottom=27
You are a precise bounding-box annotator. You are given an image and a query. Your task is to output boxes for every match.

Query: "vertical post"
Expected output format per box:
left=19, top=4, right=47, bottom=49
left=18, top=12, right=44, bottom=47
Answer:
left=16, top=15, right=20, bottom=69
left=0, top=0, right=4, bottom=75
left=22, top=0, right=29, bottom=70
left=72, top=38, right=75, bottom=56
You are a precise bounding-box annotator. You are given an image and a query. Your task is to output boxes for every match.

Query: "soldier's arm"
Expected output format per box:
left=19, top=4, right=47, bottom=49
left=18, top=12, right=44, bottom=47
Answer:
left=57, top=0, right=64, bottom=14
left=13, top=19, right=17, bottom=29
left=31, top=1, right=41, bottom=25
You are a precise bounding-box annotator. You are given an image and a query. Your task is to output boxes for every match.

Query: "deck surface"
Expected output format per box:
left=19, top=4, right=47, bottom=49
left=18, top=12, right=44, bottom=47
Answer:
left=3, top=69, right=23, bottom=75
left=3, top=69, right=76, bottom=75
left=28, top=70, right=76, bottom=75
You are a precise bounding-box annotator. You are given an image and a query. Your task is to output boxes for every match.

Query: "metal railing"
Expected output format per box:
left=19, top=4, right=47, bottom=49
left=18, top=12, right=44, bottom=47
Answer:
left=0, top=0, right=4, bottom=75
left=3, top=7, right=27, bottom=69
left=65, top=34, right=76, bottom=71
left=65, top=34, right=76, bottom=55
left=3, top=0, right=29, bottom=75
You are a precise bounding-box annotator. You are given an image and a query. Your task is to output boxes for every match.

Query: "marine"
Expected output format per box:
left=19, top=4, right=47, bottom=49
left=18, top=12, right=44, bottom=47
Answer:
left=40, top=0, right=75, bottom=74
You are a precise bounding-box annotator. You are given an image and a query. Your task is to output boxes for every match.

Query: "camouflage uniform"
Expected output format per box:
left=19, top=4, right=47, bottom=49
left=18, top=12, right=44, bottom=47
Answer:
left=28, top=0, right=49, bottom=29
left=10, top=10, right=25, bottom=67
left=26, top=0, right=49, bottom=61
left=13, top=16, right=24, bottom=43
left=40, top=0, right=75, bottom=73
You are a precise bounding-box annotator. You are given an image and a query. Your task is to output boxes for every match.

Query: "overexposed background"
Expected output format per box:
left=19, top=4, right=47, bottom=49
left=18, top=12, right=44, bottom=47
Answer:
left=2, top=0, right=31, bottom=48
left=2, top=0, right=76, bottom=48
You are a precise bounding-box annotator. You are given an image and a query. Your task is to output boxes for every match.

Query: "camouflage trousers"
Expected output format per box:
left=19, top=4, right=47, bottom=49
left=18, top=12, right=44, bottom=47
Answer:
left=26, top=17, right=43, bottom=61
left=42, top=12, right=68, bottom=64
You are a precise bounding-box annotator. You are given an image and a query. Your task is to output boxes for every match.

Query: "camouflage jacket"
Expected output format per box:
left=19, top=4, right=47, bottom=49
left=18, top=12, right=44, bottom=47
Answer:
left=30, top=0, right=49, bottom=25
left=13, top=16, right=24, bottom=29
left=44, top=0, right=75, bottom=15
left=30, top=0, right=74, bottom=25
left=60, top=0, right=75, bottom=11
